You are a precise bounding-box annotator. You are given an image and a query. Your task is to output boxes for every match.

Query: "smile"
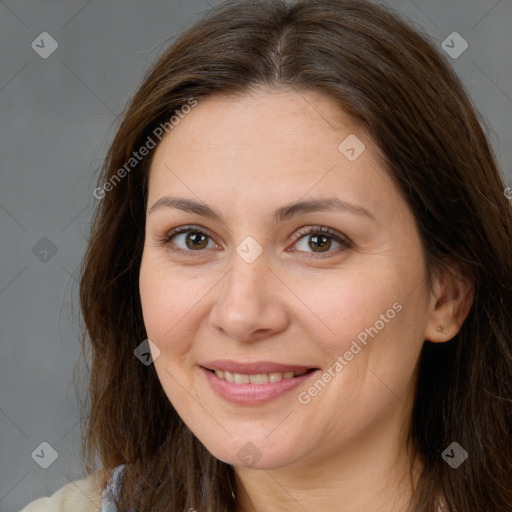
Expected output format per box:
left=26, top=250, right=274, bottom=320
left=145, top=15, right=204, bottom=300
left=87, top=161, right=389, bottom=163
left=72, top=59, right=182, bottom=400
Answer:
left=200, top=365, right=319, bottom=405
left=211, top=369, right=309, bottom=384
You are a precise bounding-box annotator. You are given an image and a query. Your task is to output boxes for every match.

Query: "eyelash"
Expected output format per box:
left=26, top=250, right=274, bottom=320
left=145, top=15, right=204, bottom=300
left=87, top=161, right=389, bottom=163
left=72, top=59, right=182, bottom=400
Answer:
left=156, top=225, right=352, bottom=259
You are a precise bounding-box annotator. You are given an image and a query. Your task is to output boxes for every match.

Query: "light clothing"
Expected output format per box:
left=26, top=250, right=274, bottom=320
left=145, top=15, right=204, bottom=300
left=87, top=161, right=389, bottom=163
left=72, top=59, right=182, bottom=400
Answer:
left=19, top=465, right=124, bottom=512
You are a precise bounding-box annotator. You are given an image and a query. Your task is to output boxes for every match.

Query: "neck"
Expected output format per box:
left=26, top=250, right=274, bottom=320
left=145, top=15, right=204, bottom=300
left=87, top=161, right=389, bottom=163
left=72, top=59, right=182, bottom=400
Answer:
left=233, top=402, right=423, bottom=512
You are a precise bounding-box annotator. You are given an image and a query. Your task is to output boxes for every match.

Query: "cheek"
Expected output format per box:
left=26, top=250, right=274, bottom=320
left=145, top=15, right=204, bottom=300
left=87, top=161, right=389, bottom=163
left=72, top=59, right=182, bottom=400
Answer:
left=309, top=261, right=427, bottom=388
left=139, top=254, right=200, bottom=355
left=301, top=265, right=402, bottom=354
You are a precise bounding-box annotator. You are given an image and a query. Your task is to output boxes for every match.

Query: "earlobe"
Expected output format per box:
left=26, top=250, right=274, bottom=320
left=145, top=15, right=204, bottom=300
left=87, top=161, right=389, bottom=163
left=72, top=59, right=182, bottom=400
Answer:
left=424, top=270, right=475, bottom=343
left=436, top=324, right=448, bottom=335
left=426, top=322, right=452, bottom=343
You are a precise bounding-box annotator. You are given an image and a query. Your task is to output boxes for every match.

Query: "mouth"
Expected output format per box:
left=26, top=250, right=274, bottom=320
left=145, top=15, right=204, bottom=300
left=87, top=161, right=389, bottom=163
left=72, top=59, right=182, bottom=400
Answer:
left=203, top=367, right=316, bottom=384
left=200, top=361, right=320, bottom=404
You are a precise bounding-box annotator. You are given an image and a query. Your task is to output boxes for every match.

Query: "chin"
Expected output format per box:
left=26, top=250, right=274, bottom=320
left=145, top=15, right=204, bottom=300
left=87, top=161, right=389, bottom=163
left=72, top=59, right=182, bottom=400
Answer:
left=195, top=429, right=307, bottom=470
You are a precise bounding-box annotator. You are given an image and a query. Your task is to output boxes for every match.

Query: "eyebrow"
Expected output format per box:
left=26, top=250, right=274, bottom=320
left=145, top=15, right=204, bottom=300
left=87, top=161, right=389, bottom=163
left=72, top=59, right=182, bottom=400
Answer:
left=148, top=196, right=376, bottom=223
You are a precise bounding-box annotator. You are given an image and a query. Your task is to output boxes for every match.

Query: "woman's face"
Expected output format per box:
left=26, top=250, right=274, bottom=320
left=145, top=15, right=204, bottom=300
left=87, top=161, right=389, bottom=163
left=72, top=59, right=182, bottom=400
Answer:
left=139, top=88, right=433, bottom=471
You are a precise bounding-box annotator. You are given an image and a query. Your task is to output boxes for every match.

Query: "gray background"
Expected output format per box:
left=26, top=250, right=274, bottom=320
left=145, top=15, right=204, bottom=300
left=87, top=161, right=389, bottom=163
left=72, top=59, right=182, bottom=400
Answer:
left=1, top=0, right=511, bottom=510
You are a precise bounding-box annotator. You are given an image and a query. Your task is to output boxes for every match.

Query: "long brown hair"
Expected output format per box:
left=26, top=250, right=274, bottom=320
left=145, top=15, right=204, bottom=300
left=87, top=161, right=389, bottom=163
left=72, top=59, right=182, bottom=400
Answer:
left=79, top=1, right=512, bottom=510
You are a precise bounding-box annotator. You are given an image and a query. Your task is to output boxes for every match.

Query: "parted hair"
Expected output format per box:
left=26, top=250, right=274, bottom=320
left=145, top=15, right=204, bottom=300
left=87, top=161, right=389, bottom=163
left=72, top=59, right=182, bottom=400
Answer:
left=79, top=1, right=512, bottom=510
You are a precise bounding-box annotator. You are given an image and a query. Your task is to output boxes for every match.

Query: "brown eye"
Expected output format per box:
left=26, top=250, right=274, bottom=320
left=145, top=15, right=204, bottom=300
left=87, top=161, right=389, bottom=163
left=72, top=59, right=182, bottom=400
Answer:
left=159, top=226, right=216, bottom=255
left=291, top=226, right=352, bottom=257
left=183, top=231, right=209, bottom=250
left=307, top=233, right=333, bottom=252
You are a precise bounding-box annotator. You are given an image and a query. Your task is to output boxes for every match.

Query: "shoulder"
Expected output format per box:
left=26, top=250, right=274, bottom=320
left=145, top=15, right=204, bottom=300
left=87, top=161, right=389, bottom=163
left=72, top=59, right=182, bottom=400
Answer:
left=19, top=465, right=125, bottom=512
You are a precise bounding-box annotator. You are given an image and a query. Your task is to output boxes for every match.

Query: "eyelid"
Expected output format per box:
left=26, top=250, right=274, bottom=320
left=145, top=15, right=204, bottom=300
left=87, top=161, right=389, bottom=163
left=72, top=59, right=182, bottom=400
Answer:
left=291, top=225, right=349, bottom=241
left=287, top=225, right=353, bottom=258
left=157, top=224, right=220, bottom=252
left=157, top=224, right=352, bottom=257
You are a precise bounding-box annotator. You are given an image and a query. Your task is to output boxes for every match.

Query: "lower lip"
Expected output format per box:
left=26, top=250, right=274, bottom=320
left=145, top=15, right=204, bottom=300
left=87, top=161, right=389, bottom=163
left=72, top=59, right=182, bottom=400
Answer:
left=201, top=367, right=317, bottom=405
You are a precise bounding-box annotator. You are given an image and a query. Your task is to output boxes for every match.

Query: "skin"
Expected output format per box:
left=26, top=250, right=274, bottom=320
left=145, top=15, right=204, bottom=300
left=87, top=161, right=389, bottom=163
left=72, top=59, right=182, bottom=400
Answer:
left=139, top=87, right=474, bottom=512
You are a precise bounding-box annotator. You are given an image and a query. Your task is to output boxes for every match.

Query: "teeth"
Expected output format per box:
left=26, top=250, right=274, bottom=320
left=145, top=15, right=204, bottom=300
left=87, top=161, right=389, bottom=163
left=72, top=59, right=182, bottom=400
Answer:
left=249, top=373, right=269, bottom=384
left=234, top=373, right=250, bottom=384
left=213, top=369, right=309, bottom=383
left=268, top=372, right=282, bottom=382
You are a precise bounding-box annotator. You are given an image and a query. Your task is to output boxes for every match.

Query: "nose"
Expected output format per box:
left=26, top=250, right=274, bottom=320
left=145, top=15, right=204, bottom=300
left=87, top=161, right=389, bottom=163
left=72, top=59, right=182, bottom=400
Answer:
left=209, top=250, right=290, bottom=343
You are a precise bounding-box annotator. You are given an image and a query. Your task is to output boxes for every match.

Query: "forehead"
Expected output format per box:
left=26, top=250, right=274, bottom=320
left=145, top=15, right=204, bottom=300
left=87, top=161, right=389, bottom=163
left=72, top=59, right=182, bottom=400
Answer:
left=146, top=87, right=399, bottom=223
left=154, top=88, right=362, bottom=155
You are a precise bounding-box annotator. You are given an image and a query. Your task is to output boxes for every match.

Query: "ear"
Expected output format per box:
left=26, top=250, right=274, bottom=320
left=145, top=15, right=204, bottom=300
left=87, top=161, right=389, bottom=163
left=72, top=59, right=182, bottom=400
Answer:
left=424, top=268, right=474, bottom=343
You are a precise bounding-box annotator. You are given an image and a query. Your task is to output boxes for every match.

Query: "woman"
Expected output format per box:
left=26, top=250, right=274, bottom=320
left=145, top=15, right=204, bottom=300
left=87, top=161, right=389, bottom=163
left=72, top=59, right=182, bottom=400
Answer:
left=21, top=0, right=512, bottom=511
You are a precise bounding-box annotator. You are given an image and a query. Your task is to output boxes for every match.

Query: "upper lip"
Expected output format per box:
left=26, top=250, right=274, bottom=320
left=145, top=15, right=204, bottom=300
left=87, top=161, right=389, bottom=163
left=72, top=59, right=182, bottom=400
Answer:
left=201, top=360, right=317, bottom=374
